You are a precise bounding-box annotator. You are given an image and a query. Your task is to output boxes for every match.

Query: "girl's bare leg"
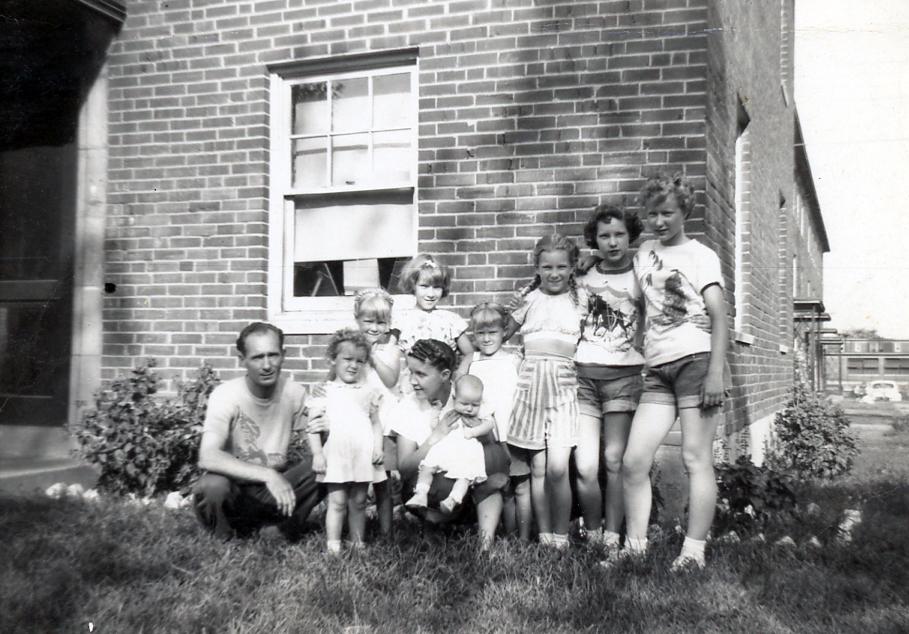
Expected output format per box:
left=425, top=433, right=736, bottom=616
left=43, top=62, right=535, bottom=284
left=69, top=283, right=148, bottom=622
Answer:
left=602, top=411, right=633, bottom=534
left=574, top=411, right=603, bottom=532
left=529, top=449, right=550, bottom=536
left=678, top=406, right=722, bottom=540
left=546, top=446, right=573, bottom=536
left=346, top=483, right=369, bottom=546
left=621, top=403, right=677, bottom=542
left=325, top=484, right=348, bottom=552
left=514, top=476, right=533, bottom=540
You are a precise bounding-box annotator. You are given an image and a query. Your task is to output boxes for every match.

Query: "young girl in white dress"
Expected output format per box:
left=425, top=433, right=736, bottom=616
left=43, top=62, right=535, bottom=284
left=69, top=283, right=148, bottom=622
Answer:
left=404, top=374, right=494, bottom=515
left=353, top=288, right=402, bottom=537
left=308, top=329, right=385, bottom=554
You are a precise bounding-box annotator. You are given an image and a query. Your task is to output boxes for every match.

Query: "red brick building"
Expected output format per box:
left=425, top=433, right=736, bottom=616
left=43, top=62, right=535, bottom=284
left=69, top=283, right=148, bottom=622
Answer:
left=1, top=0, right=830, bottom=464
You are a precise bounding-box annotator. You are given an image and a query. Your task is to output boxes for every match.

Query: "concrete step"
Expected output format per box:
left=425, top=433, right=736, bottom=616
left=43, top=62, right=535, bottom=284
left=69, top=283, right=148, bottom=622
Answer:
left=0, top=461, right=98, bottom=495
left=0, top=424, right=98, bottom=495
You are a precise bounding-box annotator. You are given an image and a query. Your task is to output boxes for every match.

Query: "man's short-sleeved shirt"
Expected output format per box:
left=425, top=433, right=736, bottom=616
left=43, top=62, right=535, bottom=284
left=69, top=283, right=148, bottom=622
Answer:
left=202, top=375, right=307, bottom=469
left=633, top=238, right=724, bottom=367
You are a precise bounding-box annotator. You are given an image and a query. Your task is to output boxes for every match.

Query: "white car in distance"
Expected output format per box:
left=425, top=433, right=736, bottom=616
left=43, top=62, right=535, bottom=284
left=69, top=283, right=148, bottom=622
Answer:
left=861, top=380, right=903, bottom=403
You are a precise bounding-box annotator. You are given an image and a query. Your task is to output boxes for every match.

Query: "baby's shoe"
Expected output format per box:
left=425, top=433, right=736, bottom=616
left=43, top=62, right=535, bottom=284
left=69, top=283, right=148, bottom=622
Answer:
left=405, top=492, right=428, bottom=509
left=439, top=496, right=461, bottom=515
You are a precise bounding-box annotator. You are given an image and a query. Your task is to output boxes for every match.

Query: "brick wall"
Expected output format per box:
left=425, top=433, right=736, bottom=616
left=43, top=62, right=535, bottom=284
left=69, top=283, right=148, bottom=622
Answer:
left=102, top=0, right=822, bottom=438
left=703, top=1, right=799, bottom=435
left=105, top=0, right=710, bottom=382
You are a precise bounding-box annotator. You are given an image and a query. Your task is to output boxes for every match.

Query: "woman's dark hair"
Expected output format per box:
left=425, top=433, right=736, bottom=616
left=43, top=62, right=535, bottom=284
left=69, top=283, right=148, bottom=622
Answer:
left=407, top=338, right=456, bottom=374
left=582, top=203, right=644, bottom=248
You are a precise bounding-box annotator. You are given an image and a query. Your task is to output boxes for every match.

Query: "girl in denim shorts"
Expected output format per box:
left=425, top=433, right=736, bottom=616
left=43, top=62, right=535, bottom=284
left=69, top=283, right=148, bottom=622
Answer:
left=603, top=174, right=729, bottom=572
left=574, top=204, right=646, bottom=552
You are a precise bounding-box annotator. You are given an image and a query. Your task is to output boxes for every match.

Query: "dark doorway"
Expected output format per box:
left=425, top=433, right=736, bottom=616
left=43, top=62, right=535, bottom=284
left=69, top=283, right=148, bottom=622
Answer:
left=0, top=0, right=117, bottom=425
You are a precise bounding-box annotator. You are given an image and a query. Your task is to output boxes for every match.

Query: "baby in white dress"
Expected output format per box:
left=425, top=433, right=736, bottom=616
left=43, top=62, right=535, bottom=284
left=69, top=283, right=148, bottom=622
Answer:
left=404, top=375, right=494, bottom=515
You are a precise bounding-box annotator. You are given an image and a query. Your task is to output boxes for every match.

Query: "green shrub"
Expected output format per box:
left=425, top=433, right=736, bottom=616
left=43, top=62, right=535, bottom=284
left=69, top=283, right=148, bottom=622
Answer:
left=714, top=456, right=797, bottom=535
left=767, top=381, right=859, bottom=479
left=70, top=360, right=220, bottom=496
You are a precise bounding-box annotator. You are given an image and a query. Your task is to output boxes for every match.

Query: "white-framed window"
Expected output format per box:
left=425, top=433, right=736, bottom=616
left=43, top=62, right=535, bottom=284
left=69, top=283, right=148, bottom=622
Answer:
left=267, top=52, right=419, bottom=333
left=733, top=102, right=751, bottom=334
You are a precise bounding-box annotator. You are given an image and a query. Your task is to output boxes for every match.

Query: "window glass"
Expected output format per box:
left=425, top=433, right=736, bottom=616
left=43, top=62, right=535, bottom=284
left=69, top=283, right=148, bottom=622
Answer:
left=373, top=73, right=411, bottom=128
left=332, top=77, right=369, bottom=132
left=292, top=82, right=328, bottom=135
left=292, top=137, right=327, bottom=188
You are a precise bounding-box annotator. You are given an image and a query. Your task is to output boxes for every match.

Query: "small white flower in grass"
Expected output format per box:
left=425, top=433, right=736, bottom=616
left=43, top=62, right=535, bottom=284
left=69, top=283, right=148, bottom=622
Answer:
left=837, top=509, right=862, bottom=543
left=82, top=489, right=101, bottom=503
left=743, top=504, right=755, bottom=518
left=66, top=483, right=85, bottom=499
left=45, top=482, right=66, bottom=499
left=164, top=491, right=184, bottom=510
left=716, top=531, right=740, bottom=544
left=806, top=535, right=822, bottom=549
left=774, top=536, right=796, bottom=548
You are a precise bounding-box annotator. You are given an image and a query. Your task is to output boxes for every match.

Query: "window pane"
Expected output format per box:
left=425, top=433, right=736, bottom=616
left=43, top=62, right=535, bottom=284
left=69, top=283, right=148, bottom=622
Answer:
left=373, top=73, right=411, bottom=129
left=292, top=137, right=327, bottom=188
left=293, top=257, right=409, bottom=297
left=293, top=191, right=414, bottom=263
left=332, top=133, right=369, bottom=187
left=332, top=77, right=368, bottom=132
left=373, top=129, right=410, bottom=183
left=292, top=82, right=328, bottom=135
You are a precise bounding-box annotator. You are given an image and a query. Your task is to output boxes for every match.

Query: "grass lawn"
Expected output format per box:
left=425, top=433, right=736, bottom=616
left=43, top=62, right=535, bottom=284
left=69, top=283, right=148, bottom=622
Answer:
left=2, top=417, right=908, bottom=634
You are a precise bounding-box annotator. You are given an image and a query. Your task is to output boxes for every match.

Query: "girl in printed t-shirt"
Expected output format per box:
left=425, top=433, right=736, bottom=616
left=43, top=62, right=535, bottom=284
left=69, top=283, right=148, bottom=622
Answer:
left=604, top=174, right=729, bottom=572
left=574, top=204, right=646, bottom=552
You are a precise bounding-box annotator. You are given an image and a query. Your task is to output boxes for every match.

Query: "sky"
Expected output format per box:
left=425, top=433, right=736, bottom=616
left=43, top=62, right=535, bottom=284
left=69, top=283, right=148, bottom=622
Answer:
left=795, top=0, right=909, bottom=338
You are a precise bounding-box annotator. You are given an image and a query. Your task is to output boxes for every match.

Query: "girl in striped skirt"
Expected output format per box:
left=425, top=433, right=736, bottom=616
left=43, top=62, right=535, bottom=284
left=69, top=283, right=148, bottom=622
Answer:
left=504, top=234, right=588, bottom=550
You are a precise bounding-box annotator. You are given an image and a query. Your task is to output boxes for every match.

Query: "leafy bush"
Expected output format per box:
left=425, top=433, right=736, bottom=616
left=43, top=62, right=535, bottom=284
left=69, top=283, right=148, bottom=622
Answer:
left=767, top=381, right=859, bottom=479
left=70, top=360, right=219, bottom=496
left=714, top=456, right=797, bottom=535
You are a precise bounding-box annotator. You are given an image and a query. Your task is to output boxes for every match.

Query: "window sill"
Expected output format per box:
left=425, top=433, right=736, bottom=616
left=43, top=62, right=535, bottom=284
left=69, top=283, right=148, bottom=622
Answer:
left=734, top=331, right=755, bottom=346
left=271, top=294, right=415, bottom=335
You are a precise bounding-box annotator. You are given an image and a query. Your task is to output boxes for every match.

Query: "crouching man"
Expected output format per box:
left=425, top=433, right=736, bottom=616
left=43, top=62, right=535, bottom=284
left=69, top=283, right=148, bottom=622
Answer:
left=193, top=322, right=326, bottom=540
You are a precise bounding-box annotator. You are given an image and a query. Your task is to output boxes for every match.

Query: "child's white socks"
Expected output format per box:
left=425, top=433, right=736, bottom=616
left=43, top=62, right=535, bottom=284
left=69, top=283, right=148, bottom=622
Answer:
left=671, top=536, right=706, bottom=571
left=625, top=537, right=648, bottom=555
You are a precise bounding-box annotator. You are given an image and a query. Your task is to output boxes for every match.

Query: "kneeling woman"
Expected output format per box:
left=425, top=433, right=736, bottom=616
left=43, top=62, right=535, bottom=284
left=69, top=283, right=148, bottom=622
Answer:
left=390, top=338, right=509, bottom=547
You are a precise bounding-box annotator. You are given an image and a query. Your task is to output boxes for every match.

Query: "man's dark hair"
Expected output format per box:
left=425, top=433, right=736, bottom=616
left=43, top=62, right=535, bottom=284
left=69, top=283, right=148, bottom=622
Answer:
left=407, top=338, right=456, bottom=373
left=236, top=322, right=285, bottom=355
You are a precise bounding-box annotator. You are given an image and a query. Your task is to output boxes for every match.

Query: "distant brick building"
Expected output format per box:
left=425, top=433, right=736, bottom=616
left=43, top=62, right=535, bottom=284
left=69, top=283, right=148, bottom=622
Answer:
left=825, top=338, right=909, bottom=396
left=1, top=0, right=830, bottom=464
